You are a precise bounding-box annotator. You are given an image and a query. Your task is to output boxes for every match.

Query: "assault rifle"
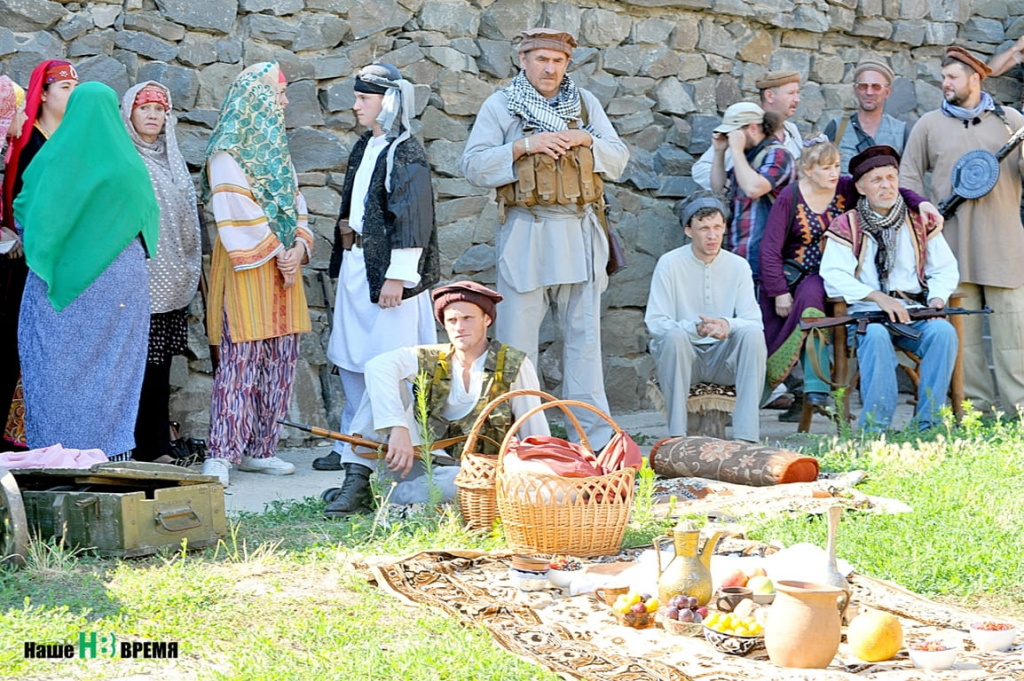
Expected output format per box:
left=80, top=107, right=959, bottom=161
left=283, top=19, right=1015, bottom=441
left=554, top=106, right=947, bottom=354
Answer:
left=800, top=306, right=993, bottom=341
left=277, top=419, right=501, bottom=465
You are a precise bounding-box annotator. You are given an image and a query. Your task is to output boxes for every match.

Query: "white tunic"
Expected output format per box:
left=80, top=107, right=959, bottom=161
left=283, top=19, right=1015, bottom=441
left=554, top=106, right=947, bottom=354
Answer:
left=362, top=345, right=551, bottom=443
left=327, top=133, right=436, bottom=371
left=821, top=217, right=960, bottom=314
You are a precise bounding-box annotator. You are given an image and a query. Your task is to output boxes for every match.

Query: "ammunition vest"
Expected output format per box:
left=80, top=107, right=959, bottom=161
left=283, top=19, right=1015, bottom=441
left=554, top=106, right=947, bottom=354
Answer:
left=415, top=340, right=527, bottom=455
left=496, top=144, right=604, bottom=222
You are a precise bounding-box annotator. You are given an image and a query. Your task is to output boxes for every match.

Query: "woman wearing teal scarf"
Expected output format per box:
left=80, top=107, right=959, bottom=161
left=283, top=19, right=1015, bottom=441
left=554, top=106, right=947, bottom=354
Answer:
left=200, top=62, right=313, bottom=486
left=14, top=81, right=159, bottom=460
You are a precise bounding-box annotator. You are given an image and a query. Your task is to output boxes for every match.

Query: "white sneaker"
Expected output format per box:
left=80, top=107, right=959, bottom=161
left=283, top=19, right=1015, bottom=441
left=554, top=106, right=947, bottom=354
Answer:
left=238, top=456, right=296, bottom=475
left=202, top=458, right=231, bottom=486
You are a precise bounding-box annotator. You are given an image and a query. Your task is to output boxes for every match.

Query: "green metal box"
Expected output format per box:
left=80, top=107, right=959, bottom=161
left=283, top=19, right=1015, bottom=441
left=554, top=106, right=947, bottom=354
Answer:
left=12, top=462, right=227, bottom=558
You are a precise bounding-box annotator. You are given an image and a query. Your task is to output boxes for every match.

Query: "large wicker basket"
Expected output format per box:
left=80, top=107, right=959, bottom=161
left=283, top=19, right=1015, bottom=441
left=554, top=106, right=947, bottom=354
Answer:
left=455, top=389, right=559, bottom=533
left=495, top=399, right=635, bottom=557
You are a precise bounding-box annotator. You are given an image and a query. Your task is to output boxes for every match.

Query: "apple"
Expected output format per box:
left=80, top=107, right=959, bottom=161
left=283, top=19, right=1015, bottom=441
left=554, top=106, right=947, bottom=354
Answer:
left=747, top=575, right=774, bottom=595
left=720, top=568, right=748, bottom=589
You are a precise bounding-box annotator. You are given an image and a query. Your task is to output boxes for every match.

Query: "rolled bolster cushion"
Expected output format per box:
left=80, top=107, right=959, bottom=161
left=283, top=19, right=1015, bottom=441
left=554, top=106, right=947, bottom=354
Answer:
left=649, top=436, right=819, bottom=486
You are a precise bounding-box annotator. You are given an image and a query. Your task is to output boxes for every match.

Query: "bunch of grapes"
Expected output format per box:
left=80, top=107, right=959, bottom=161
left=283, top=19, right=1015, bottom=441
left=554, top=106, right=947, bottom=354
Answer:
left=663, top=595, right=708, bottom=624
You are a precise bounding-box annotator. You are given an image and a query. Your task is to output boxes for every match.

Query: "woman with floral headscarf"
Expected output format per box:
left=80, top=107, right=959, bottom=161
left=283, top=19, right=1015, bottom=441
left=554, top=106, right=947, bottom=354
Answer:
left=121, top=80, right=202, bottom=463
left=14, top=81, right=159, bottom=459
left=2, top=61, right=77, bottom=451
left=200, top=62, right=312, bottom=486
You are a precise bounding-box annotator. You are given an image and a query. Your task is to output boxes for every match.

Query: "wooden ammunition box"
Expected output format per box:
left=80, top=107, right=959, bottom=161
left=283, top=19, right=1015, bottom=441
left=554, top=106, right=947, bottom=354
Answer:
left=12, top=462, right=226, bottom=558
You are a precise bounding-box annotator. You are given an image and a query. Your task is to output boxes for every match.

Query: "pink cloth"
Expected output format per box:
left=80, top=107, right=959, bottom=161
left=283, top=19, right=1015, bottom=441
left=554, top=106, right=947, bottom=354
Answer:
left=505, top=431, right=643, bottom=478
left=0, top=443, right=108, bottom=468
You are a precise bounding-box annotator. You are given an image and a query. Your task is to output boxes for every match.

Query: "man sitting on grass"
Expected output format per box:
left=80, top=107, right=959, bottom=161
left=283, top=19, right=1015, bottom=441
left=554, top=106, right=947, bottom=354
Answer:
left=321, top=281, right=550, bottom=518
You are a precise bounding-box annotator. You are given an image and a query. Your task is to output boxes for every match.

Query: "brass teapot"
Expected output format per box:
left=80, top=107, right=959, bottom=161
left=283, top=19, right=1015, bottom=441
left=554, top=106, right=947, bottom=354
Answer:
left=653, top=520, right=722, bottom=606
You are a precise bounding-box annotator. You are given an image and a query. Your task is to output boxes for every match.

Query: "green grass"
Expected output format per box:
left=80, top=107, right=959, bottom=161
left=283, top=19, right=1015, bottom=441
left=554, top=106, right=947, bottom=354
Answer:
left=2, top=408, right=1022, bottom=678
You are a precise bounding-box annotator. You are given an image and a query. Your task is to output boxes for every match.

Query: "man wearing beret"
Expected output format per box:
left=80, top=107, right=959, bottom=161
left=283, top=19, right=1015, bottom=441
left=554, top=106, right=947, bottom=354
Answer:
left=901, top=46, right=1024, bottom=415
left=824, top=57, right=910, bottom=174
left=321, top=281, right=550, bottom=517
left=821, top=146, right=959, bottom=430
left=710, top=102, right=795, bottom=282
left=460, top=28, right=629, bottom=452
left=692, top=70, right=804, bottom=190
left=315, top=63, right=441, bottom=473
left=645, top=192, right=766, bottom=442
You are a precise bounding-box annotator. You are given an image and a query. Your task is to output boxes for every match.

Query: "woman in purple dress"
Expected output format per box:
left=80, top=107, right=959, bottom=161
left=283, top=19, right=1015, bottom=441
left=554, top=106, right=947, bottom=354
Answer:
left=759, top=137, right=940, bottom=417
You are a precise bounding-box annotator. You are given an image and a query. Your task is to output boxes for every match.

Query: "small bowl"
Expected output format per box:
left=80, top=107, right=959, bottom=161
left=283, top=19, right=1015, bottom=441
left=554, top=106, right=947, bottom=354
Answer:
left=508, top=567, right=549, bottom=591
left=909, top=645, right=958, bottom=670
left=715, top=586, right=753, bottom=613
left=702, top=625, right=764, bottom=656
left=548, top=567, right=581, bottom=589
left=970, top=621, right=1017, bottom=652
left=511, top=555, right=550, bottom=572
left=752, top=592, right=776, bottom=605
left=658, top=609, right=703, bottom=636
left=615, top=609, right=656, bottom=629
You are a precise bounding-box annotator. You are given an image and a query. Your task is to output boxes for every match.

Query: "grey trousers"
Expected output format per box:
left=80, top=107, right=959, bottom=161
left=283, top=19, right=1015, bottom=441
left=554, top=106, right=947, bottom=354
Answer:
left=652, top=326, right=767, bottom=441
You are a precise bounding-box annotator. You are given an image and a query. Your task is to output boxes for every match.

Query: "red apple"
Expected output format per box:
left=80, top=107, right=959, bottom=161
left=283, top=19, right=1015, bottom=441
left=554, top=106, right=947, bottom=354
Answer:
left=720, top=568, right=748, bottom=589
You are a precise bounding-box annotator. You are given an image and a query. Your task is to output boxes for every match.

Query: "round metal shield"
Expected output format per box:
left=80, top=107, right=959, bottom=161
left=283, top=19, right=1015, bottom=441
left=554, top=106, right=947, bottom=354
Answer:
left=950, top=149, right=1000, bottom=200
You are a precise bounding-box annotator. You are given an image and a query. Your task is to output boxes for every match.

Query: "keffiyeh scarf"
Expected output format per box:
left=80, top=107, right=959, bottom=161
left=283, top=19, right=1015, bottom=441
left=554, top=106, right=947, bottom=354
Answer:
left=857, top=193, right=908, bottom=292
left=941, top=91, right=996, bottom=127
left=502, top=71, right=599, bottom=136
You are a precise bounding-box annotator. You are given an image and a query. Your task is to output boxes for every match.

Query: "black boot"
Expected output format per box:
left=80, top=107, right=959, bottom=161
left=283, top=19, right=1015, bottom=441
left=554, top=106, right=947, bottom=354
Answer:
left=312, top=451, right=342, bottom=471
left=323, top=463, right=373, bottom=518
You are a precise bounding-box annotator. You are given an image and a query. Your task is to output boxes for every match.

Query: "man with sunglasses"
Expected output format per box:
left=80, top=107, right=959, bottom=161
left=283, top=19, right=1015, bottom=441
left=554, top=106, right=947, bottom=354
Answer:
left=824, top=58, right=910, bottom=174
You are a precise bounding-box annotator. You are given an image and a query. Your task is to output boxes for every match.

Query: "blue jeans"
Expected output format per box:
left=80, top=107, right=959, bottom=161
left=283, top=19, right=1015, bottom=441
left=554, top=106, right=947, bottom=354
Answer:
left=855, top=319, right=958, bottom=430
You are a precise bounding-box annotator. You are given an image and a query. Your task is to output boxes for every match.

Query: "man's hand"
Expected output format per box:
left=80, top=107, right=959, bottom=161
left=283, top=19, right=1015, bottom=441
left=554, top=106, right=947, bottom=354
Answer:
left=726, top=129, right=747, bottom=154
left=774, top=292, right=794, bottom=319
left=386, top=426, right=415, bottom=478
left=918, top=202, right=944, bottom=230
left=697, top=315, right=730, bottom=340
left=711, top=131, right=729, bottom=153
left=867, top=291, right=911, bottom=323
left=928, top=297, right=946, bottom=311
left=378, top=278, right=404, bottom=309
left=524, top=131, right=572, bottom=159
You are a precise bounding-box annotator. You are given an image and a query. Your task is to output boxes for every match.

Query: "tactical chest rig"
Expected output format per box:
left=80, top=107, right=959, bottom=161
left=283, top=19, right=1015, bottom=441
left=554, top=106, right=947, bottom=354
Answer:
left=496, top=141, right=604, bottom=223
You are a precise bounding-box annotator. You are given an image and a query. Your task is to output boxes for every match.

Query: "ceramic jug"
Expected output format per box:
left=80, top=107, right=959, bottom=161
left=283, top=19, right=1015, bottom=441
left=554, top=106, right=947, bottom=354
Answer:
left=653, top=520, right=722, bottom=606
left=765, top=580, right=849, bottom=668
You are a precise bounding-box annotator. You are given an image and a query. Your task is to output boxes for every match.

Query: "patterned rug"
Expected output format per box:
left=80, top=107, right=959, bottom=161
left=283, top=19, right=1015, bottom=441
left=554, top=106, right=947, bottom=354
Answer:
left=369, top=549, right=1024, bottom=681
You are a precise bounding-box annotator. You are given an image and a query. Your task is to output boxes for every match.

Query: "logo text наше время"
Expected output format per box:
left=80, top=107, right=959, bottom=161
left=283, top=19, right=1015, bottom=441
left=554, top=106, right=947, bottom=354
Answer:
left=23, top=633, right=179, bottom=659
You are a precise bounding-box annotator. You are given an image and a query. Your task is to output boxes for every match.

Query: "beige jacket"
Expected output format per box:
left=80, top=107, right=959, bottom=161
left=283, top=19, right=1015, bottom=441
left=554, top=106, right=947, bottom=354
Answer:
left=900, top=106, right=1024, bottom=288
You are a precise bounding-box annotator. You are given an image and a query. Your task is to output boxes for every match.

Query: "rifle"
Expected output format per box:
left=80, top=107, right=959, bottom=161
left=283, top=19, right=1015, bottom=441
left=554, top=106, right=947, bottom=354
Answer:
left=800, top=306, right=993, bottom=341
left=277, top=419, right=501, bottom=466
left=938, top=124, right=1024, bottom=220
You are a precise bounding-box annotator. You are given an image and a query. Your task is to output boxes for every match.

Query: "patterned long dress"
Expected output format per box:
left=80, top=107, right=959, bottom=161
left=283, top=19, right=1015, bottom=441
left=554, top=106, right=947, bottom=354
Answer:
left=759, top=182, right=848, bottom=390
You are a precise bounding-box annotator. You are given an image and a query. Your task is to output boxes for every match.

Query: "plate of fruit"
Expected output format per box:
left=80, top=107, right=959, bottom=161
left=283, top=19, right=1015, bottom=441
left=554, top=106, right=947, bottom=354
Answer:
left=548, top=556, right=583, bottom=588
left=659, top=595, right=708, bottom=636
left=612, top=591, right=660, bottom=628
left=703, top=610, right=765, bottom=656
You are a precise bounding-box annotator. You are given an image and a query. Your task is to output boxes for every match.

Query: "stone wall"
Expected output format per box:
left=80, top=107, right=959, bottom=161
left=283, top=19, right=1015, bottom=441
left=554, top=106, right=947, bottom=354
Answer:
left=2, top=0, right=1021, bottom=442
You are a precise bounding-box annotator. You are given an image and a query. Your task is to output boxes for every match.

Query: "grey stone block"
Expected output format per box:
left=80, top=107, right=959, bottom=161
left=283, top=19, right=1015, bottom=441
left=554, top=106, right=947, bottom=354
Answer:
left=113, top=30, right=179, bottom=61
left=122, top=11, right=186, bottom=41
left=479, top=0, right=542, bottom=42
left=452, top=243, right=494, bottom=273
left=603, top=45, right=646, bottom=77
left=580, top=7, right=631, bottom=48
left=177, top=33, right=218, bottom=67
left=962, top=17, right=1005, bottom=44
left=75, top=54, right=130, bottom=96
left=240, top=0, right=303, bottom=15
left=55, top=14, right=92, bottom=41
left=137, top=61, right=200, bottom=109
left=420, top=0, right=480, bottom=37
left=284, top=79, right=326, bottom=128
left=320, top=77, right=355, bottom=113
left=347, top=0, right=411, bottom=40
left=428, top=45, right=479, bottom=73
left=247, top=14, right=297, bottom=47
left=154, top=0, right=236, bottom=34
left=68, top=29, right=115, bottom=57
left=0, top=0, right=67, bottom=32
left=425, top=138, right=465, bottom=177
left=541, top=1, right=582, bottom=39
left=436, top=70, right=493, bottom=116
left=698, top=19, right=737, bottom=59
left=421, top=105, right=469, bottom=141
left=288, top=127, right=348, bottom=172
left=633, top=17, right=674, bottom=44
left=378, top=42, right=425, bottom=68
left=292, top=15, right=349, bottom=52
left=655, top=77, right=696, bottom=116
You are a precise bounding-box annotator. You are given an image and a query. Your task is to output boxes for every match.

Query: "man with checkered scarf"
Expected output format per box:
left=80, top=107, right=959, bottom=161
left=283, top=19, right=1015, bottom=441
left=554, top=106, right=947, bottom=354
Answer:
left=461, top=28, right=629, bottom=452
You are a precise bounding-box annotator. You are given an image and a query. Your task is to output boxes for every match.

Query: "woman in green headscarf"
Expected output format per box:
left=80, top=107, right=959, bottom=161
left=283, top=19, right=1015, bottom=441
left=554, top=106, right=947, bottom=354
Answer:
left=13, top=81, right=159, bottom=460
left=200, top=62, right=313, bottom=486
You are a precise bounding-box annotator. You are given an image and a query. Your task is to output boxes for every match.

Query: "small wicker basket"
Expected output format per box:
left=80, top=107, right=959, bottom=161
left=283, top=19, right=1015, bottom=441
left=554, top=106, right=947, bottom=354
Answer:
left=455, top=389, right=559, bottom=533
left=495, top=399, right=635, bottom=558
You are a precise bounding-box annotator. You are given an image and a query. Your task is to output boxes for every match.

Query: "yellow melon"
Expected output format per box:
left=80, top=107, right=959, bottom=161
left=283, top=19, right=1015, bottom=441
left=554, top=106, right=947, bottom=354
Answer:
left=847, top=610, right=903, bottom=662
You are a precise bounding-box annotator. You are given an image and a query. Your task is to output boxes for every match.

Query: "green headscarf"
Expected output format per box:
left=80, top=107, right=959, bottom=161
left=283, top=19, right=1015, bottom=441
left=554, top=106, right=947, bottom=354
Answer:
left=201, top=62, right=298, bottom=248
left=13, top=81, right=159, bottom=312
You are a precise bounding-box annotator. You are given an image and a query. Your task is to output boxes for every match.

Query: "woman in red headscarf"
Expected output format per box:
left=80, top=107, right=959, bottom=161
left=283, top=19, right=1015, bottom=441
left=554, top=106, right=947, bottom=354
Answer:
left=1, top=60, right=78, bottom=450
